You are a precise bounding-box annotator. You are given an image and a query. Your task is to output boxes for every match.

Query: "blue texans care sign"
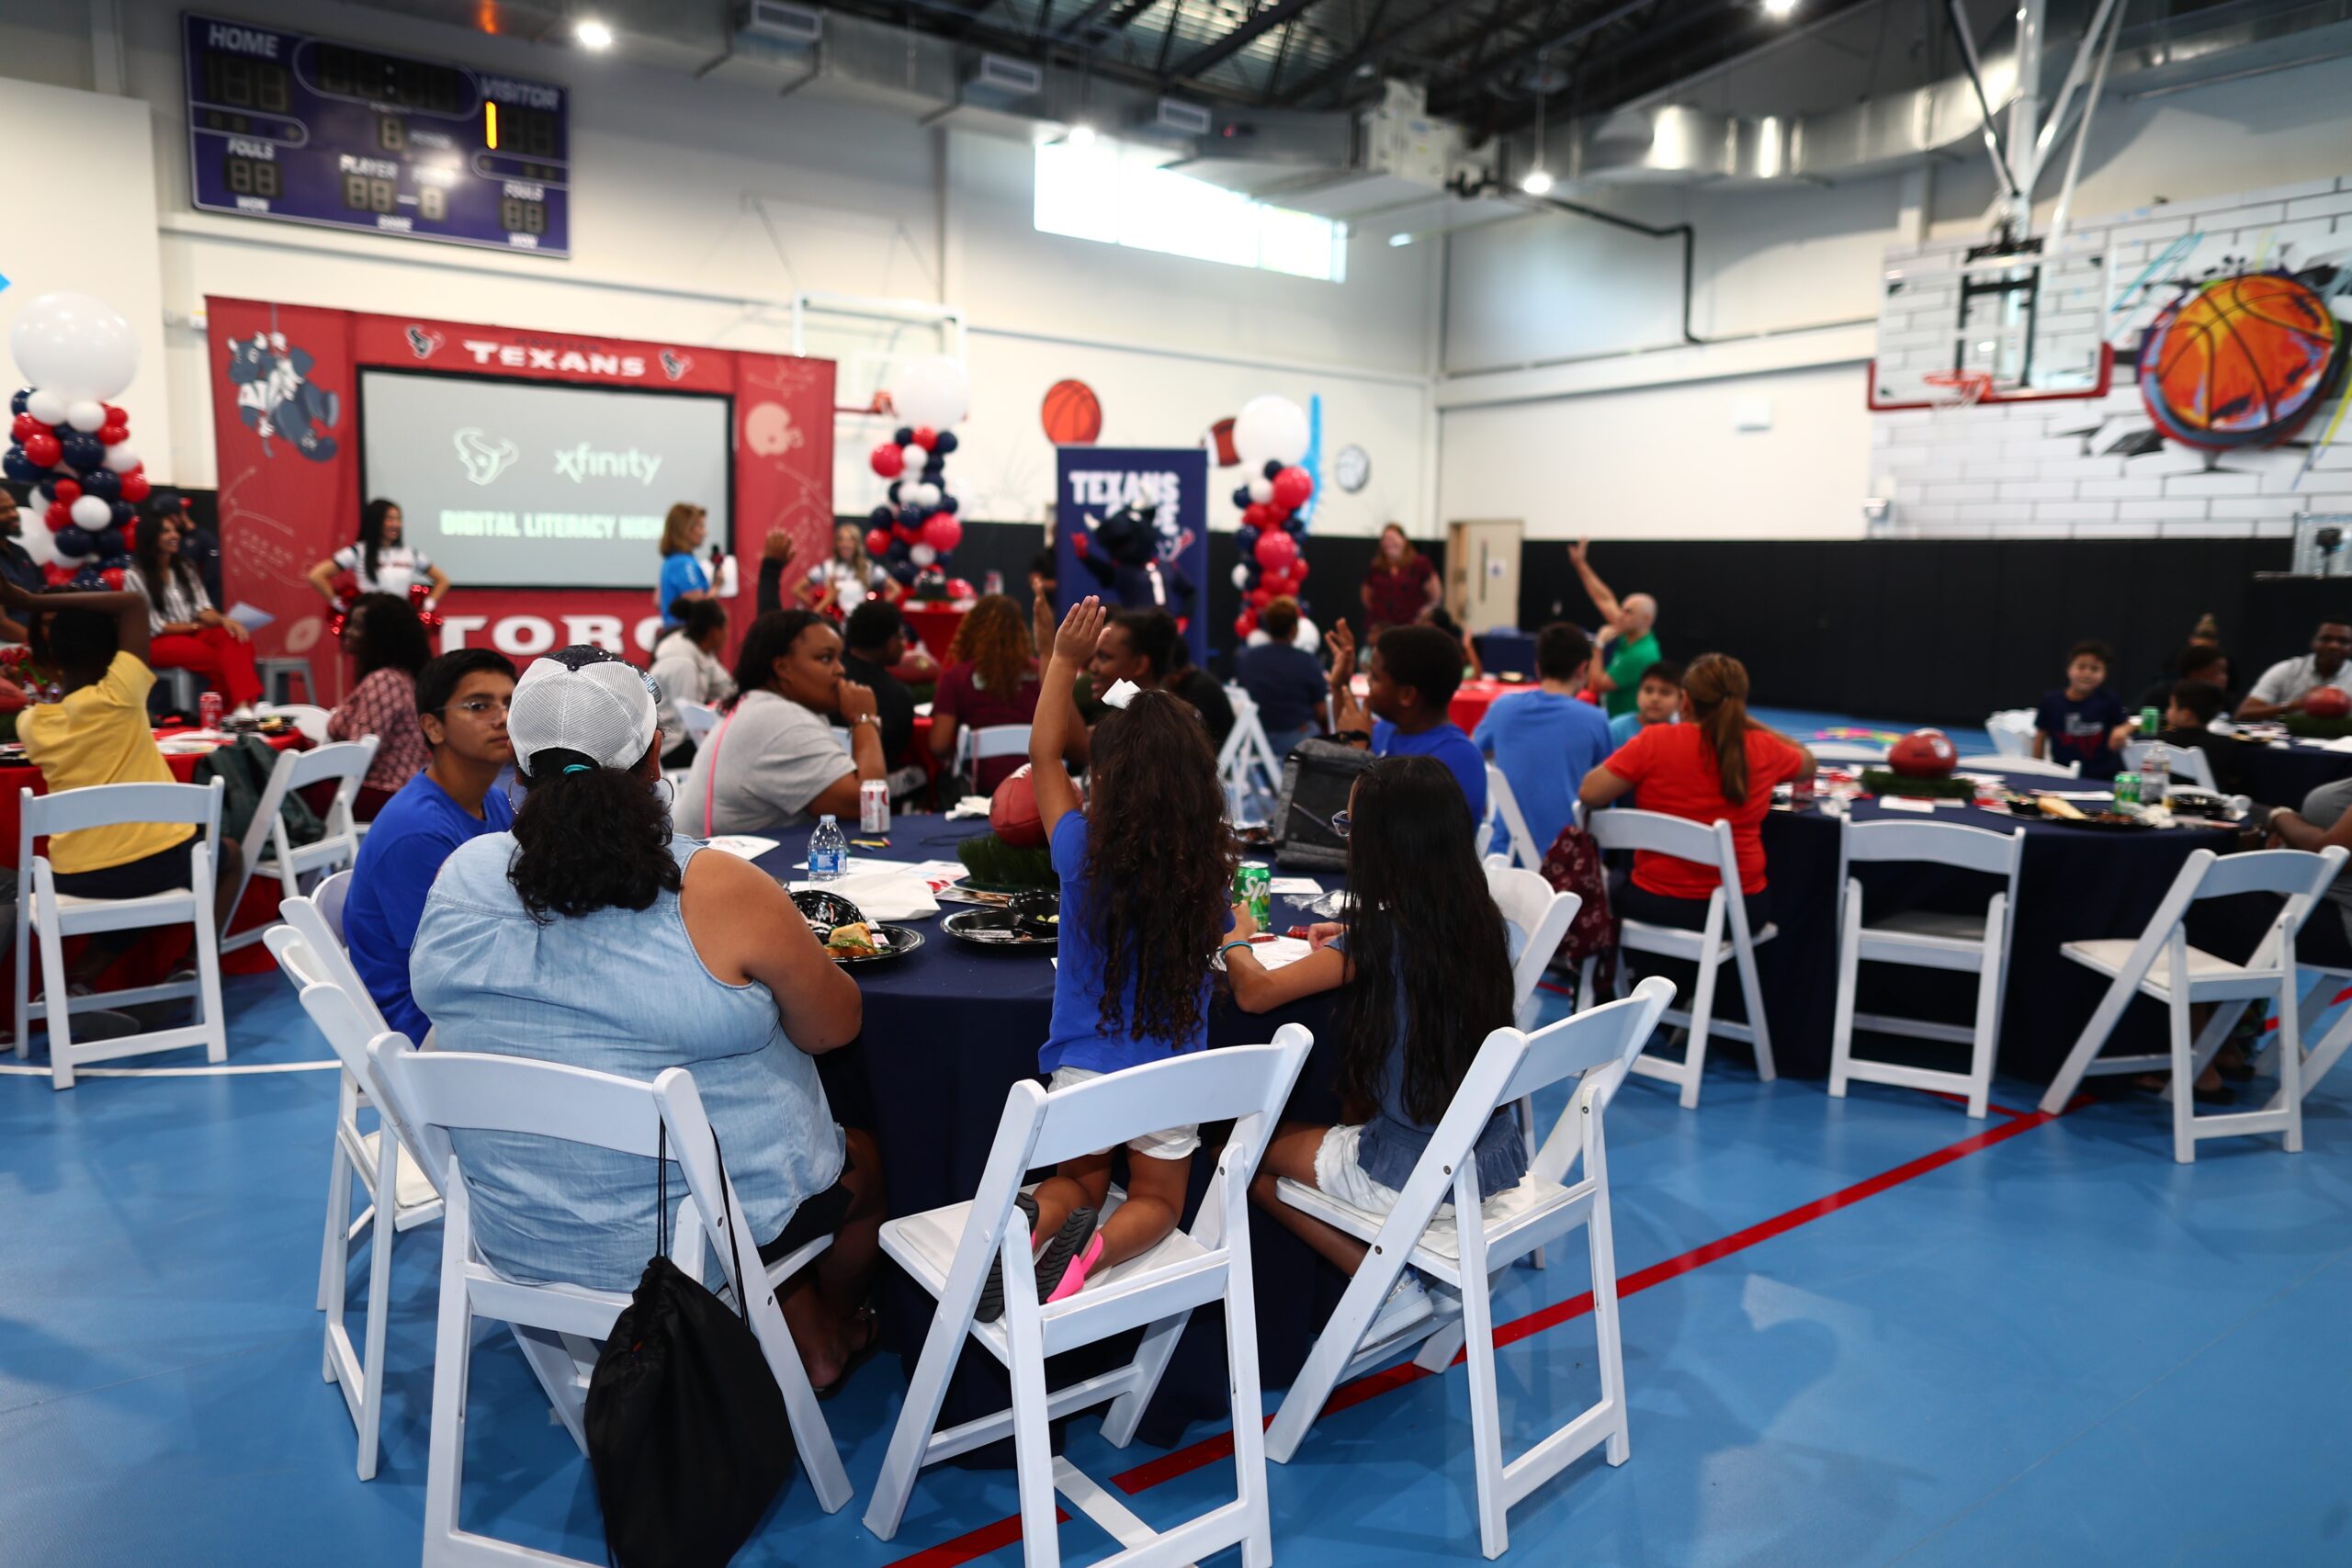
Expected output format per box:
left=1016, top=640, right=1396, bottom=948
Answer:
left=1055, top=447, right=1210, bottom=669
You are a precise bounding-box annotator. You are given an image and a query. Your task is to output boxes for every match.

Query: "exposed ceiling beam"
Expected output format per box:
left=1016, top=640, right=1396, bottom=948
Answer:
left=1046, top=0, right=1135, bottom=45
left=1273, top=1, right=1463, bottom=107
left=1433, top=0, right=1668, bottom=110
left=1165, top=0, right=1336, bottom=85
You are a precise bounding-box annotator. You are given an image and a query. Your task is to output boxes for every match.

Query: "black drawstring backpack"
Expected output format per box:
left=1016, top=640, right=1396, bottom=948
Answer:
left=584, top=1123, right=795, bottom=1567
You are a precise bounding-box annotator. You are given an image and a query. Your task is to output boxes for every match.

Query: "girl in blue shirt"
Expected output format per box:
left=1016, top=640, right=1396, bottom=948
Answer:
left=979, top=595, right=1236, bottom=1318
left=1226, top=755, right=1521, bottom=1326
left=656, top=502, right=711, bottom=630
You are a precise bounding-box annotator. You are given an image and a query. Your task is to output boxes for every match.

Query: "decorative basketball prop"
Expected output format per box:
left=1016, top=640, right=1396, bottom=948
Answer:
left=2139, top=272, right=2345, bottom=448
left=989, top=764, right=1047, bottom=849
left=1040, top=378, right=1102, bottom=446
left=1887, top=728, right=1959, bottom=779
left=2304, top=687, right=2351, bottom=720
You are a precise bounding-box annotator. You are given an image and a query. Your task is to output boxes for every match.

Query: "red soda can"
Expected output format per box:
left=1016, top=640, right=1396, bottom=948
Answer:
left=198, top=691, right=223, bottom=731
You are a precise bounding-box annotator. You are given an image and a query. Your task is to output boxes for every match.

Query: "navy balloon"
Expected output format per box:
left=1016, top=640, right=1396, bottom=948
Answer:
left=1231, top=485, right=1253, bottom=510
left=868, top=503, right=893, bottom=526
left=1262, top=459, right=1284, bottom=480
left=54, top=526, right=96, bottom=559
left=892, top=425, right=914, bottom=447
left=74, top=569, right=103, bottom=589
left=899, top=504, right=927, bottom=528
left=78, top=467, right=120, bottom=502
left=8, top=389, right=27, bottom=416
left=108, top=499, right=133, bottom=527
left=932, top=430, right=958, bottom=456
left=104, top=553, right=133, bottom=570
left=95, top=527, right=126, bottom=557
left=939, top=494, right=960, bottom=515
left=59, top=431, right=102, bottom=470
left=891, top=558, right=918, bottom=586
left=2, top=449, right=40, bottom=487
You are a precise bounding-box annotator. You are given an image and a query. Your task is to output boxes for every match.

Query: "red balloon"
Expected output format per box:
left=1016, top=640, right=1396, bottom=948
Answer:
left=98, top=423, right=128, bottom=446
left=921, top=514, right=963, bottom=555
left=102, top=405, right=125, bottom=425
left=43, top=503, right=70, bottom=533
left=1272, top=466, right=1313, bottom=511
left=1261, top=569, right=1295, bottom=596
left=865, top=528, right=892, bottom=558
left=100, top=568, right=125, bottom=592
left=870, top=441, right=906, bottom=479
left=23, top=432, right=60, bottom=468
left=43, top=562, right=73, bottom=585
left=53, top=479, right=82, bottom=504
left=1248, top=586, right=1273, bottom=610
left=119, top=471, right=150, bottom=503
left=1253, top=528, right=1299, bottom=572
left=1240, top=502, right=1272, bottom=530
left=1293, top=558, right=1309, bottom=583
left=9, top=413, right=46, bottom=442
left=945, top=577, right=976, bottom=601
left=1234, top=610, right=1259, bottom=640
left=910, top=426, right=937, bottom=450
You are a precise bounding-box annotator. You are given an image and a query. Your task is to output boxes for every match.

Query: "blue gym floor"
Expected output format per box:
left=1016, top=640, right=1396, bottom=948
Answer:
left=6, top=706, right=2348, bottom=1568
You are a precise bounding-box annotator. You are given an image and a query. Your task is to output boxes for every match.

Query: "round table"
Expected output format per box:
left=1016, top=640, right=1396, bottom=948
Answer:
left=2236, top=735, right=2352, bottom=807
left=899, top=603, right=969, bottom=664
left=0, top=727, right=305, bottom=868
left=1747, top=767, right=2243, bottom=1087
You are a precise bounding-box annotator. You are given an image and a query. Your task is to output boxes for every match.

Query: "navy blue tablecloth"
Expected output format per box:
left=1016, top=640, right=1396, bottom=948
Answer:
left=2236, top=737, right=2352, bottom=807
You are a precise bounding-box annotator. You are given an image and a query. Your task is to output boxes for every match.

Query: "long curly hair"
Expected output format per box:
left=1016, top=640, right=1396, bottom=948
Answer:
left=506, top=648, right=680, bottom=921
left=1081, top=692, right=1235, bottom=1045
left=345, top=592, right=431, bottom=679
left=1333, top=756, right=1515, bottom=1125
left=947, top=593, right=1034, bottom=696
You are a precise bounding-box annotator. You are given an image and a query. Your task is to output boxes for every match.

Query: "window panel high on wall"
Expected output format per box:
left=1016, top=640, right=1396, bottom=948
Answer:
left=1035, top=139, right=1345, bottom=283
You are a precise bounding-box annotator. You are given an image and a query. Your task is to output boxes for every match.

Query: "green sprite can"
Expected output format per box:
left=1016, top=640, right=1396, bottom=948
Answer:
left=2113, top=772, right=2140, bottom=808
left=1237, top=860, right=1271, bottom=930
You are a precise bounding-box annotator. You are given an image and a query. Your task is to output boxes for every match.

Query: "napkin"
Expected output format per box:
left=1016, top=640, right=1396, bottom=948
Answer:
left=789, top=866, right=941, bottom=922
left=1268, top=876, right=1323, bottom=897
left=945, top=795, right=993, bottom=820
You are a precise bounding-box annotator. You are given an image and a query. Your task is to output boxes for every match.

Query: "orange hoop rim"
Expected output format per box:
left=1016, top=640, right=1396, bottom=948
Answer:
left=1920, top=368, right=1996, bottom=405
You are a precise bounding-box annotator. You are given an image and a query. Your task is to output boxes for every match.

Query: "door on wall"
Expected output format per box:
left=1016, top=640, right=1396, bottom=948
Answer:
left=1447, top=519, right=1523, bottom=632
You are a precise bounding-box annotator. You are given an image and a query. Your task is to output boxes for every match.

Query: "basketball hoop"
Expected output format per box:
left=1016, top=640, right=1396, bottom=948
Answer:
left=1921, top=368, right=1996, bottom=411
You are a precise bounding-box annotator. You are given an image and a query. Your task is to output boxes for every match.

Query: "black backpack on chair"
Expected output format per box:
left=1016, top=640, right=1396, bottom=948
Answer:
left=584, top=1125, right=795, bottom=1568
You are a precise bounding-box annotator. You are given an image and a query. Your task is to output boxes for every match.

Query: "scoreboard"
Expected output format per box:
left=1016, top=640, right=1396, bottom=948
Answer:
left=183, top=13, right=571, bottom=258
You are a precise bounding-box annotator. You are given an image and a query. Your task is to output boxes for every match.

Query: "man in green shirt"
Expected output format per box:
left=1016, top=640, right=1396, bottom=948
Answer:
left=1569, top=538, right=1660, bottom=718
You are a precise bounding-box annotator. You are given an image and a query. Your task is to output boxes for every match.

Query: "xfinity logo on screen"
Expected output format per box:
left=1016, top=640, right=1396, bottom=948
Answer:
left=554, top=444, right=664, bottom=485
left=454, top=427, right=520, bottom=486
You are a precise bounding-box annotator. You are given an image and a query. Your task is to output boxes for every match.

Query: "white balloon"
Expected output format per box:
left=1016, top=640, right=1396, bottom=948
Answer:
left=909, top=543, right=938, bottom=567
left=25, top=389, right=66, bottom=426
left=1247, top=476, right=1273, bottom=505
left=901, top=445, right=928, bottom=476
left=19, top=519, right=58, bottom=568
left=911, top=482, right=941, bottom=508
left=888, top=355, right=970, bottom=432
left=10, top=292, right=141, bottom=403
left=1233, top=394, right=1309, bottom=468
left=64, top=400, right=107, bottom=433
left=1231, top=561, right=1252, bottom=590
left=70, top=495, right=110, bottom=529
left=103, top=442, right=139, bottom=474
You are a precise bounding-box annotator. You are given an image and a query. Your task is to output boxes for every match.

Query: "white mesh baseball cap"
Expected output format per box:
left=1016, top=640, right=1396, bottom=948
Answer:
left=506, top=646, right=661, bottom=775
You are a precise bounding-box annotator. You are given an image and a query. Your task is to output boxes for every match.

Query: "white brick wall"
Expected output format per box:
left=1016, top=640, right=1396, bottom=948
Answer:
left=1871, top=172, right=2351, bottom=539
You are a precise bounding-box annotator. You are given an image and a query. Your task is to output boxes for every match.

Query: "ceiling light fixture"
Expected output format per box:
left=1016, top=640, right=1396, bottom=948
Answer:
left=1068, top=121, right=1098, bottom=148
left=1521, top=167, right=1555, bottom=196
left=1521, top=46, right=1555, bottom=197
left=575, top=17, right=614, bottom=50
left=1388, top=231, right=1415, bottom=247
left=1762, top=0, right=1800, bottom=17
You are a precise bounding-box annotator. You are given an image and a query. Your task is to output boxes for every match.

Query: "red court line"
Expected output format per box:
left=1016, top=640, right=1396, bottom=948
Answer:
left=885, top=1102, right=2057, bottom=1566
left=2263, top=983, right=2352, bottom=1031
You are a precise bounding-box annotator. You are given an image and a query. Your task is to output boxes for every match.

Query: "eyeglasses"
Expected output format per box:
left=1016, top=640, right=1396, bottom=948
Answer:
left=447, top=696, right=512, bottom=716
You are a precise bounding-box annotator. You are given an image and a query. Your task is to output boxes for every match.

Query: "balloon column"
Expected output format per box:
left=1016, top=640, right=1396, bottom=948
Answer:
left=1226, top=394, right=1314, bottom=641
left=6, top=293, right=147, bottom=592
left=865, top=355, right=971, bottom=600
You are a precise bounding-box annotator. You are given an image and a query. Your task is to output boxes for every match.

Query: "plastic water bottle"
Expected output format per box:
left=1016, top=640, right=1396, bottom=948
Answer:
left=2141, top=743, right=2171, bottom=809
left=808, top=815, right=848, bottom=882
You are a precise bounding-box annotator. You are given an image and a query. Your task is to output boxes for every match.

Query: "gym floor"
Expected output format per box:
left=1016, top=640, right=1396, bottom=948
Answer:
left=5, top=708, right=2346, bottom=1568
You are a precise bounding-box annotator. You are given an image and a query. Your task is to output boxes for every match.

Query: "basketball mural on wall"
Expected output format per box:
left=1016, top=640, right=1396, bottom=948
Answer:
left=2137, top=271, right=2346, bottom=448
left=1040, top=378, right=1102, bottom=446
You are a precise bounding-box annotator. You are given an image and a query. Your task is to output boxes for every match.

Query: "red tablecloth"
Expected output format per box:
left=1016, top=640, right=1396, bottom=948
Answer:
left=900, top=604, right=968, bottom=662
left=1448, top=679, right=1539, bottom=734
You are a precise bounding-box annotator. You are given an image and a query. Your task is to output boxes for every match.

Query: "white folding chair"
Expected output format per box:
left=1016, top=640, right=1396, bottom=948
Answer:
left=1984, top=709, right=2037, bottom=757
left=311, top=866, right=353, bottom=944
left=953, top=722, right=1034, bottom=787
left=13, top=779, right=228, bottom=1090
left=1828, top=818, right=2024, bottom=1120
left=2123, top=739, right=2219, bottom=791
left=269, top=919, right=441, bottom=1482
left=1217, top=686, right=1285, bottom=800
left=1481, top=764, right=1547, bottom=869
left=1809, top=741, right=1889, bottom=764
left=2270, top=961, right=2352, bottom=1113
left=864, top=1032, right=1313, bottom=1568
left=1960, top=752, right=2081, bottom=778
left=1266, top=978, right=1676, bottom=1561
left=1483, top=859, right=1581, bottom=1270
left=676, top=699, right=719, bottom=747
left=2037, top=845, right=2346, bottom=1161
left=1577, top=809, right=1777, bottom=1110
left=222, top=737, right=378, bottom=953
left=266, top=703, right=333, bottom=745
left=370, top=1040, right=855, bottom=1564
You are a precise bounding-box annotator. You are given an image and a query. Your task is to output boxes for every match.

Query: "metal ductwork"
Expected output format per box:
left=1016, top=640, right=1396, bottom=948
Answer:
left=1530, top=0, right=2352, bottom=190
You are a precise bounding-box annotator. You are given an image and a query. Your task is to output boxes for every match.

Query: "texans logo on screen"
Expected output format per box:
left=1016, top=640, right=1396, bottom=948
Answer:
left=659, top=351, right=691, bottom=381
left=223, top=330, right=339, bottom=463
left=404, top=326, right=445, bottom=360
left=454, top=427, right=520, bottom=486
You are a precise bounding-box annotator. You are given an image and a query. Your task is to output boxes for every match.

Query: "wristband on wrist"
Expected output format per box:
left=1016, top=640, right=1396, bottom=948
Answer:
left=1219, top=940, right=1255, bottom=960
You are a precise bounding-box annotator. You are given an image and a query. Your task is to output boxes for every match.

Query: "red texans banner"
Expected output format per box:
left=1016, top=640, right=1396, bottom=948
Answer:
left=206, top=297, right=833, bottom=695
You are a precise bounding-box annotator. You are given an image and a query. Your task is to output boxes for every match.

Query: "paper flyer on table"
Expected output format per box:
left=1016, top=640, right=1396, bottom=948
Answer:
left=705, top=835, right=780, bottom=862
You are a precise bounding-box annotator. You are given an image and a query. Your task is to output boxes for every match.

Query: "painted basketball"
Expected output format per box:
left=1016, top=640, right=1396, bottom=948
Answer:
left=2304, top=687, right=2351, bottom=720
left=2139, top=272, right=2345, bottom=448
left=1040, top=378, right=1102, bottom=446
left=1888, top=728, right=1958, bottom=779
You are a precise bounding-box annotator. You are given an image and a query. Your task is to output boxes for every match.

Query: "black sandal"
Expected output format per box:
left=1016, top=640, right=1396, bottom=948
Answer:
left=1031, top=1207, right=1100, bottom=1303
left=978, top=1193, right=1040, bottom=1323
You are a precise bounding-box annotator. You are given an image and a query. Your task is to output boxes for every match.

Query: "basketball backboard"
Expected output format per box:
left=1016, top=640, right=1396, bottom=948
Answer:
left=1869, top=239, right=2113, bottom=410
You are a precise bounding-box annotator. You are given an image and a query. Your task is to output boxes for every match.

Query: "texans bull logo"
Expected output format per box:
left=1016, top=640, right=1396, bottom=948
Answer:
left=224, top=330, right=339, bottom=463
left=454, top=427, right=520, bottom=487
left=404, top=325, right=445, bottom=360
left=660, top=350, right=692, bottom=381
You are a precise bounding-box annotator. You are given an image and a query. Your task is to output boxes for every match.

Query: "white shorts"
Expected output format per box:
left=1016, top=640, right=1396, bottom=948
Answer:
left=1046, top=1066, right=1201, bottom=1161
